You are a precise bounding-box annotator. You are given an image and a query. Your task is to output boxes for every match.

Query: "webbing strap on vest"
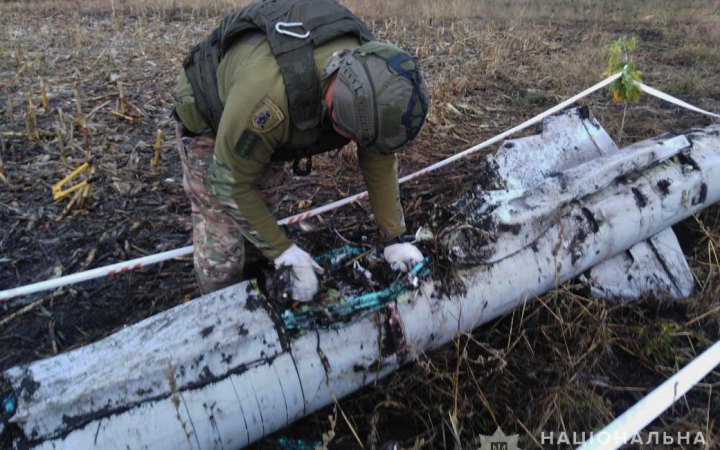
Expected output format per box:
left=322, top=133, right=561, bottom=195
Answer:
left=183, top=0, right=373, bottom=159
left=184, top=28, right=224, bottom=132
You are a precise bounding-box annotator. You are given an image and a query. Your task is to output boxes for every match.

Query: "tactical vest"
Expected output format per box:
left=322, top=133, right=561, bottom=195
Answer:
left=183, top=0, right=374, bottom=162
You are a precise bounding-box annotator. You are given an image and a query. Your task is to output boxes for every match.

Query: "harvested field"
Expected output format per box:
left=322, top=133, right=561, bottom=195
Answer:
left=1, top=0, right=720, bottom=448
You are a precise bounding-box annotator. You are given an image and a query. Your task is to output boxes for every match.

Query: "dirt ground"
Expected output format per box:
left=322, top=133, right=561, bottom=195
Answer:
left=1, top=1, right=719, bottom=448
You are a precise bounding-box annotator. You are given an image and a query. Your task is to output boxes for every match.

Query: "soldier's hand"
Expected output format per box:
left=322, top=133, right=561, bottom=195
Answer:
left=383, top=243, right=424, bottom=272
left=274, top=244, right=325, bottom=302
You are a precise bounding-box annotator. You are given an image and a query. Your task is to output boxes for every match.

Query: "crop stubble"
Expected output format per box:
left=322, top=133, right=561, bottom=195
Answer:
left=0, top=1, right=719, bottom=448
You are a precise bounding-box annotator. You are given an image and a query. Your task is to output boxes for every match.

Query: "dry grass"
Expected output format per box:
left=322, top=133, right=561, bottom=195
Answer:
left=5, top=0, right=719, bottom=23
left=1, top=0, right=719, bottom=448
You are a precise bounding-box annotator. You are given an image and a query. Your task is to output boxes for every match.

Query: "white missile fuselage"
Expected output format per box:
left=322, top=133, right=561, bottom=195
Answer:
left=2, top=109, right=719, bottom=449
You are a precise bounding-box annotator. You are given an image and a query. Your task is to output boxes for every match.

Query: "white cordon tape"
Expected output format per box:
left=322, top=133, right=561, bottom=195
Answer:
left=282, top=71, right=623, bottom=225
left=0, top=246, right=195, bottom=301
left=637, top=82, right=720, bottom=119
left=2, top=71, right=718, bottom=302
left=577, top=340, right=720, bottom=450
left=0, top=72, right=622, bottom=301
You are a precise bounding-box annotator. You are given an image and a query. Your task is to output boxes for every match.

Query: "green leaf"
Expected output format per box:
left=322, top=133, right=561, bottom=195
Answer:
left=604, top=37, right=643, bottom=104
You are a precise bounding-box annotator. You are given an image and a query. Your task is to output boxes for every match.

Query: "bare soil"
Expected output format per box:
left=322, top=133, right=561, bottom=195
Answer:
left=1, top=2, right=719, bottom=448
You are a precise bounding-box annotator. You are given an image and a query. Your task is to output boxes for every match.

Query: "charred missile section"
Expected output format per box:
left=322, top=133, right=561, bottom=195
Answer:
left=2, top=109, right=720, bottom=449
left=441, top=107, right=695, bottom=301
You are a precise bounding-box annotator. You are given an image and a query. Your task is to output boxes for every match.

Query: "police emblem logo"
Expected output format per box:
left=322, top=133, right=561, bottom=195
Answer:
left=253, top=110, right=271, bottom=129
left=249, top=97, right=284, bottom=134
left=478, top=427, right=521, bottom=450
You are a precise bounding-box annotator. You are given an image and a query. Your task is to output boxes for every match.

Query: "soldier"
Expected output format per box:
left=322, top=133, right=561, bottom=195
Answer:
left=173, top=0, right=429, bottom=301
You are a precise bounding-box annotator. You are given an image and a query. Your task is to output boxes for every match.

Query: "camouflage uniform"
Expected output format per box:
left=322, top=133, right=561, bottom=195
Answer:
left=175, top=124, right=292, bottom=293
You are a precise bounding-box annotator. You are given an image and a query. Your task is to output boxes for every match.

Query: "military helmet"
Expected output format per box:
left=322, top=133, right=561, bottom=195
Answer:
left=326, top=42, right=429, bottom=154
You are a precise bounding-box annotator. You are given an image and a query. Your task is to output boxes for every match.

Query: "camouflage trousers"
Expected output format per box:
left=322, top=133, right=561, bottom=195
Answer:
left=175, top=123, right=289, bottom=294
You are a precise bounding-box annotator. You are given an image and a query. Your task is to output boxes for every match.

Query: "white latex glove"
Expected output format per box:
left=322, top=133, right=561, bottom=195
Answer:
left=383, top=243, right=424, bottom=272
left=274, top=244, right=325, bottom=302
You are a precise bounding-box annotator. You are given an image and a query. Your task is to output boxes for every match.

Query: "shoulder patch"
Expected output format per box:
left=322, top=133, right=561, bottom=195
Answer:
left=234, top=129, right=261, bottom=159
left=249, top=97, right=285, bottom=134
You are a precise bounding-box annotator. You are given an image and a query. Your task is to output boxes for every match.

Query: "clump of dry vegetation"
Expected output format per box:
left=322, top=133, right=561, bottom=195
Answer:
left=1, top=0, right=719, bottom=448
